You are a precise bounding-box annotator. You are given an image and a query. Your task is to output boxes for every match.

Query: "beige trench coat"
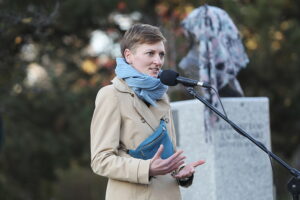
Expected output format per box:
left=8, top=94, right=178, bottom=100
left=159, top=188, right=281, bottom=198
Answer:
left=90, top=77, right=182, bottom=200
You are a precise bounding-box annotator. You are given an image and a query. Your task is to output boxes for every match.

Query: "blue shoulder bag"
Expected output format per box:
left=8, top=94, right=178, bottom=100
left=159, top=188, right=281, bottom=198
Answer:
left=128, top=119, right=174, bottom=160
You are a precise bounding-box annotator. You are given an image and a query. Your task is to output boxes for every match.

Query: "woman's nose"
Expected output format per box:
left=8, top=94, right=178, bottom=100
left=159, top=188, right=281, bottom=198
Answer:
left=153, top=55, right=163, bottom=66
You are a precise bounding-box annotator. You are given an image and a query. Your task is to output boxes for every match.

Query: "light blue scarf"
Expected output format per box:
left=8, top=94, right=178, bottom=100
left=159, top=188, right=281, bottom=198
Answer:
left=115, top=58, right=168, bottom=106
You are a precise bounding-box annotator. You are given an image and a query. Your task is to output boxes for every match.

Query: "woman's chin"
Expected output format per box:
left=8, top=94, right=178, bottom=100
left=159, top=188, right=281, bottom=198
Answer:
left=148, top=72, right=159, bottom=78
left=151, top=75, right=159, bottom=78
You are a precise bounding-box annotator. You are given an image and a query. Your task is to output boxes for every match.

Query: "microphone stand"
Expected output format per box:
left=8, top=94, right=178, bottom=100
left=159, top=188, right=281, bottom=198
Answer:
left=185, top=86, right=300, bottom=200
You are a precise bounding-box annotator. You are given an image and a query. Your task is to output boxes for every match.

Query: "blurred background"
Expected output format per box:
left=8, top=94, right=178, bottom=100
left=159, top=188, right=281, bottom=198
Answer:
left=0, top=0, right=299, bottom=199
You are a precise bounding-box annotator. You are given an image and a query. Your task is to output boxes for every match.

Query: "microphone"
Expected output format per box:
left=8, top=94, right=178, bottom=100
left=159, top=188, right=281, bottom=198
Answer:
left=159, top=69, right=211, bottom=88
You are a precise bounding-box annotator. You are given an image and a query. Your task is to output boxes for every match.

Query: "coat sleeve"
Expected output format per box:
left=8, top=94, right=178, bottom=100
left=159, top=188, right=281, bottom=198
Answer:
left=90, top=86, right=151, bottom=184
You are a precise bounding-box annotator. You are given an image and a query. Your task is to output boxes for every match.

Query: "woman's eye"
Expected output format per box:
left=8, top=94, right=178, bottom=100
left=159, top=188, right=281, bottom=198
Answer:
left=147, top=52, right=154, bottom=56
left=159, top=53, right=165, bottom=58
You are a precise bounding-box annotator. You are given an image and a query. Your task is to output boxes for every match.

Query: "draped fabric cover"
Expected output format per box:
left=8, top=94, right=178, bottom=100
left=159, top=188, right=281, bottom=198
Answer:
left=179, top=5, right=249, bottom=130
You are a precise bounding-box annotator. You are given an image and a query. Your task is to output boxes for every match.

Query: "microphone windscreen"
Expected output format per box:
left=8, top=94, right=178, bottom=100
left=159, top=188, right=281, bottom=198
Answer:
left=159, top=70, right=179, bottom=86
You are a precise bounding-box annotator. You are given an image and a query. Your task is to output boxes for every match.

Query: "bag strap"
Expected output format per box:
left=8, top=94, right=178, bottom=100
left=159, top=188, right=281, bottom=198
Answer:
left=118, top=118, right=166, bottom=153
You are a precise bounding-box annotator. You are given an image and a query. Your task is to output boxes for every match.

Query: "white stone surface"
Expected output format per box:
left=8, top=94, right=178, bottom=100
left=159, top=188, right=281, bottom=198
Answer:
left=171, top=97, right=274, bottom=200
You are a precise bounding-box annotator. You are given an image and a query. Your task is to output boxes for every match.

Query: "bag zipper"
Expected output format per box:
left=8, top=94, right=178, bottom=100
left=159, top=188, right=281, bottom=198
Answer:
left=140, top=127, right=166, bottom=150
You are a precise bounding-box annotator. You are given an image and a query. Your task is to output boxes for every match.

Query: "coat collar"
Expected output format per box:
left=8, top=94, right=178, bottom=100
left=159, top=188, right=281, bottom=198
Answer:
left=112, top=77, right=170, bottom=130
left=111, top=76, right=133, bottom=94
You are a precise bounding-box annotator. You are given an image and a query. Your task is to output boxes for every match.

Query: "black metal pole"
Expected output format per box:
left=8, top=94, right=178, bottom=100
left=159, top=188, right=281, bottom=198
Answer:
left=185, top=86, right=300, bottom=200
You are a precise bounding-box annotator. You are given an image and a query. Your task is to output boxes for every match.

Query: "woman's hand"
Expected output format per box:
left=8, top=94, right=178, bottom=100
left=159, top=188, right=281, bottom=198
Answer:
left=149, top=145, right=186, bottom=176
left=172, top=160, right=205, bottom=179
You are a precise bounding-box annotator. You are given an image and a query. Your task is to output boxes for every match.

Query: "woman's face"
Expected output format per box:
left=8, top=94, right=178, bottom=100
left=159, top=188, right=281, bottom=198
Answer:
left=124, top=41, right=165, bottom=78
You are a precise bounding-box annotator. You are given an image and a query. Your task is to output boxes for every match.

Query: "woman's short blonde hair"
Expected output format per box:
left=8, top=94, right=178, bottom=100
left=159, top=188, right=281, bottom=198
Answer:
left=120, top=24, right=166, bottom=57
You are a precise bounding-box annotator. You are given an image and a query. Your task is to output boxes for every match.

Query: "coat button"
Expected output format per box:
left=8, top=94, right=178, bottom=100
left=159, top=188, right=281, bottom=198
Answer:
left=164, top=117, right=169, bottom=123
left=141, top=117, right=146, bottom=123
left=131, top=94, right=134, bottom=97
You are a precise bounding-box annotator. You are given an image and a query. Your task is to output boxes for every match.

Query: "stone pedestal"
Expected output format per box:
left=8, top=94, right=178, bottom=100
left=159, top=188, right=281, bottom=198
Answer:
left=171, top=97, right=274, bottom=200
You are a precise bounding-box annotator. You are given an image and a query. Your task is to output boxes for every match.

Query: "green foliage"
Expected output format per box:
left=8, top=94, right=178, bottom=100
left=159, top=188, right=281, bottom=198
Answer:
left=0, top=82, right=99, bottom=198
left=52, top=164, right=107, bottom=200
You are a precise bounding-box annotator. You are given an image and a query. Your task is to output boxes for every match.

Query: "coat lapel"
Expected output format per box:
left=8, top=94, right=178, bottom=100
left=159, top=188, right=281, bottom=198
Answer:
left=133, top=95, right=158, bottom=130
left=112, top=77, right=170, bottom=131
left=150, top=94, right=171, bottom=123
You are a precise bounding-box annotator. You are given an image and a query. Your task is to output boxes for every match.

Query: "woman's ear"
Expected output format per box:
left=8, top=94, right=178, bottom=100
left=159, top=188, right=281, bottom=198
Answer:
left=124, top=49, right=132, bottom=64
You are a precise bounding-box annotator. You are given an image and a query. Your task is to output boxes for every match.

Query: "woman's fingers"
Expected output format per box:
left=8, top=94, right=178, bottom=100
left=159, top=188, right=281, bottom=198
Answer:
left=152, top=144, right=164, bottom=161
left=170, top=160, right=185, bottom=172
left=173, top=160, right=205, bottom=178
left=164, top=150, right=185, bottom=171
left=166, top=150, right=184, bottom=163
left=191, top=160, right=206, bottom=168
left=151, top=147, right=205, bottom=177
left=174, top=167, right=193, bottom=178
left=169, top=151, right=185, bottom=164
left=150, top=148, right=187, bottom=176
